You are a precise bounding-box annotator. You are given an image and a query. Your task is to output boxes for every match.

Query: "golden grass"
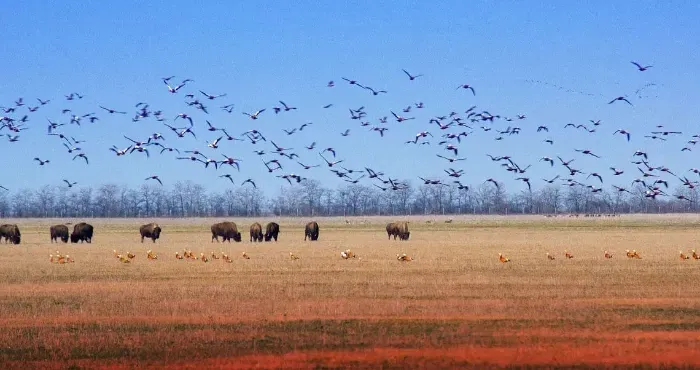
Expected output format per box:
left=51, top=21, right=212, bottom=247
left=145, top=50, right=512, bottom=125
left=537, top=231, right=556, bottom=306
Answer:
left=2, top=216, right=700, bottom=368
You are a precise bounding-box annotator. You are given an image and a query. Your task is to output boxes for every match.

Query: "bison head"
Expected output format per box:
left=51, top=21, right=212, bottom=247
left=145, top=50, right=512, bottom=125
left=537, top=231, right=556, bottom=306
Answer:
left=70, top=234, right=80, bottom=243
left=11, top=235, right=20, bottom=244
left=61, top=235, right=69, bottom=243
left=233, top=232, right=241, bottom=242
left=153, top=226, right=162, bottom=239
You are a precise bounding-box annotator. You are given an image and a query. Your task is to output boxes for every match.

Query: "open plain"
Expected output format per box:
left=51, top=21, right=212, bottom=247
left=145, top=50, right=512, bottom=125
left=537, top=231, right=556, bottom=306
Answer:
left=2, top=215, right=700, bottom=369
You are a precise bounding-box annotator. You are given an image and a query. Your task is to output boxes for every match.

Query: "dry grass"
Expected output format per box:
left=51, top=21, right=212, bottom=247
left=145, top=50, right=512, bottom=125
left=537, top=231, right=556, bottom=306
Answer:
left=2, top=215, right=700, bottom=369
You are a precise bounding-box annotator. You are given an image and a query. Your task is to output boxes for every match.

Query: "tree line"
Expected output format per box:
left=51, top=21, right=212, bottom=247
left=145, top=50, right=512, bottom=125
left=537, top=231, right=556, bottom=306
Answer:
left=1, top=180, right=698, bottom=218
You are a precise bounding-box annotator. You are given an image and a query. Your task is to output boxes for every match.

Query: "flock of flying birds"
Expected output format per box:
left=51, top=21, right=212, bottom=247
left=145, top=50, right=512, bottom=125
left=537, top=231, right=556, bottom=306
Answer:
left=0, top=60, right=695, bottom=201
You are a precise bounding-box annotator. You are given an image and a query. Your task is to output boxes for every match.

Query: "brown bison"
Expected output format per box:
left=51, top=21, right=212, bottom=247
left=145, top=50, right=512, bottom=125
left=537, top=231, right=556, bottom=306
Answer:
left=211, top=221, right=241, bottom=242
left=250, top=222, right=263, bottom=242
left=140, top=223, right=162, bottom=243
left=386, top=222, right=410, bottom=240
left=304, top=221, right=320, bottom=241
left=70, top=222, right=94, bottom=243
left=50, top=224, right=69, bottom=243
left=0, top=224, right=21, bottom=244
left=264, top=222, right=280, bottom=242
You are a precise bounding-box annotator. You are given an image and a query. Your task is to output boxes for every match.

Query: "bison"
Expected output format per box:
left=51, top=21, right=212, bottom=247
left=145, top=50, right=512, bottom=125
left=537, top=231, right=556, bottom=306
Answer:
left=0, top=224, right=21, bottom=244
left=50, top=224, right=69, bottom=243
left=264, top=222, right=280, bottom=242
left=211, top=221, right=241, bottom=242
left=304, top=221, right=320, bottom=241
left=250, top=222, right=263, bottom=242
left=70, top=222, right=94, bottom=243
left=386, top=222, right=410, bottom=240
left=140, top=223, right=162, bottom=243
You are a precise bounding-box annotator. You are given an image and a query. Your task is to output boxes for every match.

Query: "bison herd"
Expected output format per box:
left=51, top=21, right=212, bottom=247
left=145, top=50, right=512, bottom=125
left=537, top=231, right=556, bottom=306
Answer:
left=1, top=220, right=411, bottom=245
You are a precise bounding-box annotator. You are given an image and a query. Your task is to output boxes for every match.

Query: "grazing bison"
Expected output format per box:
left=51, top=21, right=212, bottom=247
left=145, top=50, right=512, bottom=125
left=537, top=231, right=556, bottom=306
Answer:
left=50, top=224, right=69, bottom=243
left=304, top=221, right=320, bottom=241
left=70, top=222, right=94, bottom=243
left=250, top=222, right=263, bottom=242
left=386, top=222, right=410, bottom=240
left=140, top=223, right=162, bottom=243
left=211, top=221, right=241, bottom=242
left=264, top=222, right=280, bottom=242
left=0, top=224, right=21, bottom=244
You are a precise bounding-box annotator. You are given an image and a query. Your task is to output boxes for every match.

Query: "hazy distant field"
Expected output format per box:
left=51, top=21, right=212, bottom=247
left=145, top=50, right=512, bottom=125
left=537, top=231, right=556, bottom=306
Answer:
left=2, top=215, right=700, bottom=369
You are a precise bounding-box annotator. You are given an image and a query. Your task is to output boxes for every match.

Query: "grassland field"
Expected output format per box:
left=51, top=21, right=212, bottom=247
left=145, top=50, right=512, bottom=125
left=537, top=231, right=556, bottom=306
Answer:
left=2, top=214, right=700, bottom=369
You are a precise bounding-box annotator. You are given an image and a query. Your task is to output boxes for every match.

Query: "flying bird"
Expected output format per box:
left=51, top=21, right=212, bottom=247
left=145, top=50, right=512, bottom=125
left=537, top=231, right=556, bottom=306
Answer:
left=145, top=175, right=163, bottom=185
left=456, top=84, right=476, bottom=95
left=631, top=61, right=652, bottom=71
left=63, top=180, right=77, bottom=188
left=402, top=69, right=423, bottom=80
left=242, top=109, right=265, bottom=120
left=608, top=96, right=633, bottom=106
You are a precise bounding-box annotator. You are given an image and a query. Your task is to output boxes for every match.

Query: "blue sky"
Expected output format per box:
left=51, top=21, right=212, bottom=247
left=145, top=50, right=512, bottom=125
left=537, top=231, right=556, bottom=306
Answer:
left=2, top=1, right=699, bottom=196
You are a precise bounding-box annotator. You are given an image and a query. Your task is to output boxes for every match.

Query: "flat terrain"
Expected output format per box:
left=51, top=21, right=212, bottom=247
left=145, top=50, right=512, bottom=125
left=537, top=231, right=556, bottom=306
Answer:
left=2, top=215, right=700, bottom=369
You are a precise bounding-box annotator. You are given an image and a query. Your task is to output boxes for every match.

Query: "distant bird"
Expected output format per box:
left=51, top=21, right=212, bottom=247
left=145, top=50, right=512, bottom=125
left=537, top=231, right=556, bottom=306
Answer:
left=278, top=101, right=297, bottom=112
left=200, top=90, right=226, bottom=100
left=608, top=96, right=633, bottom=106
left=436, top=154, right=466, bottom=163
left=680, top=251, right=690, bottom=260
left=516, top=177, right=532, bottom=191
left=99, top=106, right=126, bottom=114
left=297, top=161, right=320, bottom=170
left=587, top=172, right=603, bottom=183
left=498, top=253, right=510, bottom=263
left=543, top=175, right=560, bottom=184
left=397, top=253, right=413, bottom=262
left=564, top=250, right=574, bottom=259
left=631, top=61, right=652, bottom=71
left=485, top=178, right=500, bottom=189
left=207, top=136, right=223, bottom=149
left=73, top=153, right=89, bottom=164
left=289, top=252, right=300, bottom=260
left=341, top=77, right=360, bottom=85
left=575, top=149, right=600, bottom=158
left=145, top=175, right=163, bottom=185
left=547, top=253, right=555, bottom=261
left=402, top=69, right=423, bottom=80
left=613, top=129, right=631, bottom=141
left=604, top=251, right=613, bottom=259
left=390, top=111, right=415, bottom=122
left=540, top=157, right=554, bottom=166
left=242, top=109, right=265, bottom=120
left=456, top=84, right=476, bottom=95
left=63, top=180, right=77, bottom=188
left=364, top=86, right=387, bottom=95
left=241, top=179, right=257, bottom=188
left=320, top=153, right=343, bottom=167
left=327, top=81, right=334, bottom=87
left=165, top=80, right=186, bottom=94
left=33, top=158, right=50, bottom=165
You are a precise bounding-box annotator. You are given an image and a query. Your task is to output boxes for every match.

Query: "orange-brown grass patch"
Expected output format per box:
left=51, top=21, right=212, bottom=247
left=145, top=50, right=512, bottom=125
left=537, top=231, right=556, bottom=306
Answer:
left=1, top=216, right=700, bottom=368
